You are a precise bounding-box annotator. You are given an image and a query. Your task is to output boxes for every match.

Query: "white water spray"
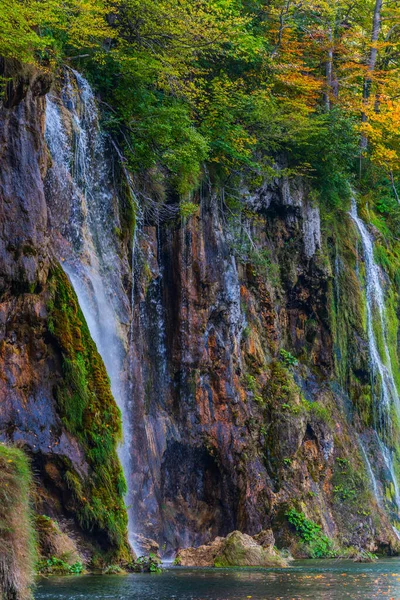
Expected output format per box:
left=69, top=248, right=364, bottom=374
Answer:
left=350, top=198, right=400, bottom=515
left=45, top=70, right=139, bottom=554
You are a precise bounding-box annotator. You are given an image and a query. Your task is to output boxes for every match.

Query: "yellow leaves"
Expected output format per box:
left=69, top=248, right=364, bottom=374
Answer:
left=360, top=94, right=400, bottom=174
left=0, top=0, right=114, bottom=64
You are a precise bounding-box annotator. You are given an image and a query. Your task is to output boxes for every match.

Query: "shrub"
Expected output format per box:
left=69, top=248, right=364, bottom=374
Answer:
left=102, top=564, right=125, bottom=575
left=279, top=349, right=298, bottom=367
left=132, top=554, right=162, bottom=573
left=179, top=201, right=199, bottom=220
left=36, top=557, right=84, bottom=576
left=286, top=508, right=336, bottom=558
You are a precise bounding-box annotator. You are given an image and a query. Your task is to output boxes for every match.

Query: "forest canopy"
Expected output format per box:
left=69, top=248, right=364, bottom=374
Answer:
left=1, top=0, right=400, bottom=203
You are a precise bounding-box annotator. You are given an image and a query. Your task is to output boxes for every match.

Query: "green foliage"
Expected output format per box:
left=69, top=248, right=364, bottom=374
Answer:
left=46, top=266, right=129, bottom=555
left=290, top=109, right=357, bottom=207
left=279, top=349, right=298, bottom=367
left=102, top=564, right=125, bottom=574
left=0, top=0, right=111, bottom=65
left=2, top=0, right=400, bottom=206
left=179, top=201, right=199, bottom=220
left=286, top=508, right=336, bottom=558
left=37, top=556, right=84, bottom=576
left=132, top=554, right=162, bottom=573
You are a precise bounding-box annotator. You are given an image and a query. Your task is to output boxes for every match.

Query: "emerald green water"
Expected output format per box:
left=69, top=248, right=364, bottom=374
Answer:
left=35, top=560, right=400, bottom=600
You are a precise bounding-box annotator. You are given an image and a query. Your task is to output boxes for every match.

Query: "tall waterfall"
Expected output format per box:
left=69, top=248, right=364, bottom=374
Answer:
left=45, top=70, right=139, bottom=554
left=350, top=199, right=400, bottom=519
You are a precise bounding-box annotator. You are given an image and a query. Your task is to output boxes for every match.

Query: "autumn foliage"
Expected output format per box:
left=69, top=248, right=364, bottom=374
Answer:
left=1, top=0, right=400, bottom=200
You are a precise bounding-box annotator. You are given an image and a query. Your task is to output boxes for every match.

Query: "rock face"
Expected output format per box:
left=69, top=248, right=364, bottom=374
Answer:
left=176, top=530, right=287, bottom=567
left=0, top=64, right=129, bottom=559
left=1, top=63, right=399, bottom=561
left=129, top=178, right=397, bottom=554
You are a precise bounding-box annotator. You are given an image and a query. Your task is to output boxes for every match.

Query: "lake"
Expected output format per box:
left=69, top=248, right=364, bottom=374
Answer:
left=35, top=559, right=400, bottom=600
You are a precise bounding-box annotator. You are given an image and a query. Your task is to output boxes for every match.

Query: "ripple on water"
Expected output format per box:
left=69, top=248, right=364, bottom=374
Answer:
left=35, top=559, right=400, bottom=600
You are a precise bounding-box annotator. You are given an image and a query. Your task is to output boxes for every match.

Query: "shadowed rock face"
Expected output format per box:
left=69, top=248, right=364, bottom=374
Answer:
left=0, top=61, right=50, bottom=296
left=0, top=65, right=71, bottom=462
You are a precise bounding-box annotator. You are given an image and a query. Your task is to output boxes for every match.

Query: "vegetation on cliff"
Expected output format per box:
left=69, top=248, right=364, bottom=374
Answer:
left=0, top=444, right=36, bottom=600
left=2, top=0, right=400, bottom=207
left=46, top=266, right=129, bottom=558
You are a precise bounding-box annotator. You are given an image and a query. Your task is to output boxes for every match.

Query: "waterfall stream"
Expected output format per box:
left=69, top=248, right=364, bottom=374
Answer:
left=45, top=70, right=139, bottom=554
left=350, top=199, right=400, bottom=519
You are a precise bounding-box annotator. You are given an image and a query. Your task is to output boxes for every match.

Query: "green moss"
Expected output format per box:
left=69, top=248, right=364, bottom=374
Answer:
left=332, top=456, right=369, bottom=509
left=263, top=361, right=300, bottom=409
left=0, top=444, right=36, bottom=600
left=46, top=265, right=129, bottom=557
left=302, top=399, right=332, bottom=425
left=327, top=213, right=368, bottom=387
left=179, top=200, right=199, bottom=220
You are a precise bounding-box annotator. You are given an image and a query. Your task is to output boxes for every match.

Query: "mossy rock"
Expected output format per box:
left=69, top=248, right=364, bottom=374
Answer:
left=35, top=515, right=82, bottom=566
left=46, top=265, right=129, bottom=558
left=0, top=444, right=36, bottom=600
left=214, top=531, right=287, bottom=568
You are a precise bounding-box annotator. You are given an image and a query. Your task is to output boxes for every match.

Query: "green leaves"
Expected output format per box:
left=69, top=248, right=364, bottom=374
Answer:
left=0, top=0, right=112, bottom=65
left=286, top=508, right=336, bottom=558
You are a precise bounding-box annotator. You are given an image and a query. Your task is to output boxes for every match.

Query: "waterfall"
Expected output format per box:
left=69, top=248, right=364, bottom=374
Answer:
left=45, top=70, right=139, bottom=555
left=350, top=199, right=400, bottom=517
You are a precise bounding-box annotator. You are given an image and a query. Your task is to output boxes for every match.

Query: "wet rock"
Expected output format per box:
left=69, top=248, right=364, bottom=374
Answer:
left=130, top=534, right=160, bottom=557
left=214, top=531, right=287, bottom=568
left=175, top=537, right=225, bottom=567
left=253, top=529, right=276, bottom=552
left=176, top=531, right=288, bottom=568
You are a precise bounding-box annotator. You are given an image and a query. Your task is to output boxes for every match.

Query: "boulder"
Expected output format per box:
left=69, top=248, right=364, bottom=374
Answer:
left=214, top=531, right=287, bottom=568
left=253, top=529, right=276, bottom=552
left=176, top=537, right=225, bottom=567
left=130, top=533, right=160, bottom=558
left=175, top=530, right=288, bottom=568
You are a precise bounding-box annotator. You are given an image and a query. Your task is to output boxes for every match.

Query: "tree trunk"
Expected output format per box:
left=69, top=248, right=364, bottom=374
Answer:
left=324, top=25, right=334, bottom=111
left=361, top=0, right=383, bottom=151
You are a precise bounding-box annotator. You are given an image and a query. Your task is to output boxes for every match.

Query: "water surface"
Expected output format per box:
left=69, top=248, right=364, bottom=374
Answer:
left=35, top=560, right=400, bottom=600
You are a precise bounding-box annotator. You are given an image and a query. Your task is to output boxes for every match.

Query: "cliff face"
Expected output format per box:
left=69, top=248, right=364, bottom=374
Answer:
left=130, top=179, right=397, bottom=554
left=1, top=64, right=399, bottom=560
left=0, top=64, right=128, bottom=560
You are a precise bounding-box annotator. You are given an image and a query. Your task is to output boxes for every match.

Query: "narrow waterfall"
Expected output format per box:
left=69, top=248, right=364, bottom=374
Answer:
left=45, top=70, right=139, bottom=554
left=350, top=199, right=400, bottom=518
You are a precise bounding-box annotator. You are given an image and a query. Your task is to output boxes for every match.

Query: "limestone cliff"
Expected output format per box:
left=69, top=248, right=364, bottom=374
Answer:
left=0, top=62, right=129, bottom=562
left=1, top=63, right=399, bottom=562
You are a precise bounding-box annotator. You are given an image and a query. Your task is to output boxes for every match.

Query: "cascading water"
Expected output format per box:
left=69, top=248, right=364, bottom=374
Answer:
left=45, top=69, right=139, bottom=554
left=350, top=199, right=400, bottom=521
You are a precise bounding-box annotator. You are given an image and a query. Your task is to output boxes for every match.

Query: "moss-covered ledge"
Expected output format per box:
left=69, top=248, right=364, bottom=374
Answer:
left=46, top=264, right=130, bottom=560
